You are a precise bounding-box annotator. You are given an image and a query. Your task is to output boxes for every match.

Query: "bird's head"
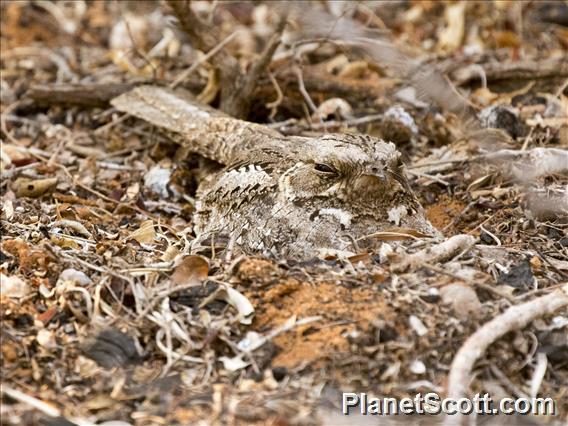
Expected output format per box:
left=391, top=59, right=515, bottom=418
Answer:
left=279, top=133, right=412, bottom=205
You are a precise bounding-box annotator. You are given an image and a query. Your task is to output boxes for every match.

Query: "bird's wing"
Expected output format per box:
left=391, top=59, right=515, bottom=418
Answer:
left=194, top=159, right=278, bottom=233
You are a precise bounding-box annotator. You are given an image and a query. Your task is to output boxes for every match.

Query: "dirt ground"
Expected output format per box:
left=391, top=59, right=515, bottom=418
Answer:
left=1, top=1, right=567, bottom=425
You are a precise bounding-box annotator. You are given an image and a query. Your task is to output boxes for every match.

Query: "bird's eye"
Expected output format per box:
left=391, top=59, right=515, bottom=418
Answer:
left=314, top=163, right=336, bottom=174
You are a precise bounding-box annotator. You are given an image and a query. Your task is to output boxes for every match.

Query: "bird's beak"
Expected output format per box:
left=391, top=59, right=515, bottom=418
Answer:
left=362, top=169, right=387, bottom=182
left=386, top=167, right=412, bottom=193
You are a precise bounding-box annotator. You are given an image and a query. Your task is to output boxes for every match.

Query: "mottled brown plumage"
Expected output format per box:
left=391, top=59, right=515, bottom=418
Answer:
left=112, top=86, right=439, bottom=259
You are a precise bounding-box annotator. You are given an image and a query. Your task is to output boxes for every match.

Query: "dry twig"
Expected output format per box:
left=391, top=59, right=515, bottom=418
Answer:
left=452, top=58, right=568, bottom=85
left=444, top=284, right=568, bottom=426
left=392, top=235, right=477, bottom=273
left=26, top=83, right=135, bottom=107
left=166, top=0, right=287, bottom=118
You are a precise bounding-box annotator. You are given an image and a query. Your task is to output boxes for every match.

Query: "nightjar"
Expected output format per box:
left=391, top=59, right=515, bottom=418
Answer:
left=112, top=86, right=439, bottom=259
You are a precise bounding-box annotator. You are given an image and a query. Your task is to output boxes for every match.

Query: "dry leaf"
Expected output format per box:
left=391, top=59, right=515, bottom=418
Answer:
left=471, top=87, right=500, bottom=106
left=438, top=2, right=466, bottom=52
left=0, top=273, right=30, bottom=298
left=13, top=177, right=57, bottom=198
left=337, top=60, right=369, bottom=79
left=50, top=235, right=80, bottom=250
left=171, top=255, right=209, bottom=287
left=36, top=329, right=57, bottom=349
left=440, top=283, right=482, bottom=319
left=1, top=144, right=32, bottom=164
left=37, top=305, right=58, bottom=325
left=130, top=220, right=155, bottom=244
left=312, top=98, right=353, bottom=120
left=125, top=182, right=140, bottom=201
left=197, top=67, right=220, bottom=104
left=363, top=228, right=431, bottom=241
left=3, top=199, right=14, bottom=220
left=202, top=284, right=254, bottom=325
left=144, top=165, right=172, bottom=198
left=409, top=315, right=428, bottom=336
left=347, top=252, right=371, bottom=264
left=219, top=285, right=255, bottom=324
left=219, top=355, right=249, bottom=372
left=161, top=245, right=180, bottom=262
left=494, top=30, right=521, bottom=49
left=465, top=128, right=513, bottom=151
left=58, top=269, right=92, bottom=286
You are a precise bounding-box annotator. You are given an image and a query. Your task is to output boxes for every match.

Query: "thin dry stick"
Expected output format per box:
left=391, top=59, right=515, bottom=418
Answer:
left=266, top=71, right=283, bottom=119
left=554, top=77, right=568, bottom=98
left=125, top=19, right=157, bottom=80
left=170, top=31, right=239, bottom=89
left=294, top=65, right=318, bottom=113
left=1, top=386, right=61, bottom=418
left=166, top=0, right=286, bottom=118
left=392, top=234, right=477, bottom=273
left=444, top=284, right=568, bottom=426
left=0, top=101, right=23, bottom=145
left=419, top=262, right=516, bottom=303
left=220, top=11, right=287, bottom=117
left=269, top=113, right=385, bottom=134
left=406, top=169, right=451, bottom=186
left=57, top=163, right=157, bottom=220
left=93, top=112, right=130, bottom=135
left=528, top=241, right=568, bottom=280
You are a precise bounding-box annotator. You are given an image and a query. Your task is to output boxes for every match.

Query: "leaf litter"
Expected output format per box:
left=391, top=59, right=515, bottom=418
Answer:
left=1, top=1, right=567, bottom=425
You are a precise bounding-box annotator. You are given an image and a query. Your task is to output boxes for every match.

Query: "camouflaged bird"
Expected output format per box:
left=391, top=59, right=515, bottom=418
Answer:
left=111, top=86, right=439, bottom=259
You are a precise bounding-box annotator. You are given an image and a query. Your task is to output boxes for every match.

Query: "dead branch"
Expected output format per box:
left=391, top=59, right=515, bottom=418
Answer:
left=25, top=67, right=386, bottom=114
left=166, top=0, right=286, bottom=119
left=221, top=15, right=287, bottom=118
left=444, top=284, right=568, bottom=426
left=26, top=80, right=204, bottom=108
left=251, top=65, right=393, bottom=119
left=1, top=386, right=61, bottom=418
left=452, top=58, right=568, bottom=86
left=26, top=83, right=136, bottom=107
left=170, top=31, right=238, bottom=89
left=392, top=234, right=477, bottom=273
left=166, top=0, right=221, bottom=53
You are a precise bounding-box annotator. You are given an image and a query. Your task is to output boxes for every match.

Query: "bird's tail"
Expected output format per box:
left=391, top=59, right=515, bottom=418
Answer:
left=111, top=85, right=282, bottom=165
